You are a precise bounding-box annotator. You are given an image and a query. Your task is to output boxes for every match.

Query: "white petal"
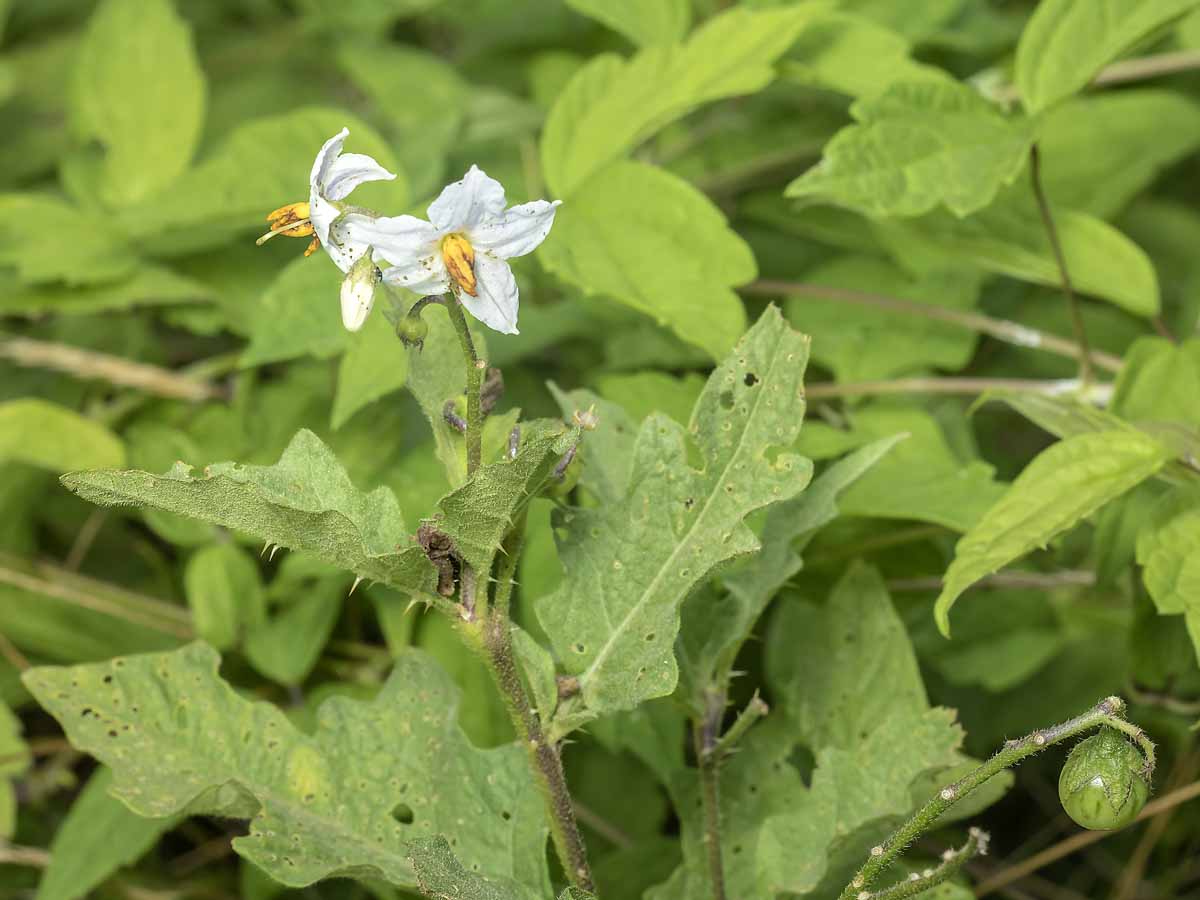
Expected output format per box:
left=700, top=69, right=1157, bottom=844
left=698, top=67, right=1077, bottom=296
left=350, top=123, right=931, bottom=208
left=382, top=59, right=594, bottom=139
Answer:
left=310, top=128, right=349, bottom=198
left=427, top=165, right=506, bottom=232
left=349, top=214, right=441, bottom=266
left=321, top=215, right=371, bottom=273
left=460, top=252, right=519, bottom=334
left=378, top=254, right=452, bottom=296
left=309, top=192, right=340, bottom=257
left=340, top=270, right=377, bottom=332
left=469, top=200, right=561, bottom=260
left=323, top=152, right=395, bottom=202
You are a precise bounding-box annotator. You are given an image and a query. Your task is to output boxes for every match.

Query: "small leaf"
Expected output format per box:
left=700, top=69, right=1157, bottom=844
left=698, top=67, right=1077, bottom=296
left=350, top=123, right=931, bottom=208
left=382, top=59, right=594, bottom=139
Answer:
left=1015, top=0, right=1200, bottom=113
left=0, top=399, right=125, bottom=471
left=1112, top=337, right=1200, bottom=427
left=936, top=430, right=1173, bottom=635
left=183, top=543, right=266, bottom=651
left=565, top=0, right=690, bottom=47
left=541, top=6, right=815, bottom=196
left=35, top=767, right=178, bottom=900
left=70, top=0, right=206, bottom=207
left=1136, top=486, right=1200, bottom=617
left=786, top=78, right=1035, bottom=218
left=537, top=308, right=812, bottom=730
left=23, top=643, right=551, bottom=892
left=538, top=160, right=753, bottom=360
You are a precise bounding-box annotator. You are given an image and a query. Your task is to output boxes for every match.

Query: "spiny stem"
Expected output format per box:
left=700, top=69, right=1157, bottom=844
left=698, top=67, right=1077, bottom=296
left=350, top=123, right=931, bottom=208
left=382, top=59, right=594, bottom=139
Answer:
left=710, top=693, right=768, bottom=760
left=443, top=296, right=484, bottom=476
left=859, top=829, right=987, bottom=900
left=695, top=690, right=728, bottom=900
left=743, top=280, right=1122, bottom=375
left=838, top=696, right=1150, bottom=900
left=1030, top=144, right=1093, bottom=387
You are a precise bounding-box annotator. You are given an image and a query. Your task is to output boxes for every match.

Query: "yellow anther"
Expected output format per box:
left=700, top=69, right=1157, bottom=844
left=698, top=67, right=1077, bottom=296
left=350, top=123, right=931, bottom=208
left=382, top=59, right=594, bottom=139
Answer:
left=441, top=233, right=477, bottom=297
left=265, top=201, right=314, bottom=237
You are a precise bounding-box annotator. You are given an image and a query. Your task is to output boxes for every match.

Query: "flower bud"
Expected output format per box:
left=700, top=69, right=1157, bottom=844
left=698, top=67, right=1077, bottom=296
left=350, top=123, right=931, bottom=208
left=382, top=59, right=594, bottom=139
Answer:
left=397, top=314, right=430, bottom=348
left=340, top=256, right=380, bottom=332
left=1058, top=727, right=1150, bottom=830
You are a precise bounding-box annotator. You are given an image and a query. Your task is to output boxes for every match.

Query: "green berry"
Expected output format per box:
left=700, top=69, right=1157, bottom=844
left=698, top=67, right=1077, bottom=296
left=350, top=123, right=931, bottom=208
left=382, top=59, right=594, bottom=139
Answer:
left=1058, top=727, right=1150, bottom=830
left=396, top=315, right=430, bottom=348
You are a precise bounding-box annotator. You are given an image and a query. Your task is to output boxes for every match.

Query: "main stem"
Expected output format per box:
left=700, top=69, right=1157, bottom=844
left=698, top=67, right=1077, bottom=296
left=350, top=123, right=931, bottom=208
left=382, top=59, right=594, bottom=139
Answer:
left=1030, top=144, right=1093, bottom=388
left=445, top=323, right=594, bottom=891
left=695, top=690, right=728, bottom=900
left=444, top=297, right=483, bottom=475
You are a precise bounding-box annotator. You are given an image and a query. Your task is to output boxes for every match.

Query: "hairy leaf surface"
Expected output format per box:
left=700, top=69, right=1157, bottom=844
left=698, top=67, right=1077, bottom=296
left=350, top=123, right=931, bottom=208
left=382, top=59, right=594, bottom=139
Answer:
left=537, top=308, right=811, bottom=731
left=23, top=644, right=551, bottom=892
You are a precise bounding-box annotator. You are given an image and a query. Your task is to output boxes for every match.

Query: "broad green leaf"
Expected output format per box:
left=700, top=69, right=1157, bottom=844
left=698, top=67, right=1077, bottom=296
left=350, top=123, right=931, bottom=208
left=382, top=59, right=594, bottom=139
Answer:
left=537, top=308, right=812, bottom=730
left=23, top=643, right=551, bottom=892
left=780, top=11, right=947, bottom=99
left=1015, top=0, right=1200, bottom=113
left=0, top=194, right=138, bottom=286
left=121, top=107, right=410, bottom=254
left=781, top=255, right=980, bottom=382
left=1112, top=337, right=1200, bottom=427
left=1136, top=487, right=1200, bottom=617
left=936, top=430, right=1173, bottom=635
left=876, top=197, right=1161, bottom=317
left=767, top=562, right=928, bottom=748
left=786, top=79, right=1035, bottom=218
left=541, top=6, right=816, bottom=196
left=677, top=436, right=904, bottom=712
left=0, top=400, right=125, bottom=471
left=593, top=371, right=705, bottom=430
left=62, top=428, right=433, bottom=596
left=547, top=387, right=636, bottom=508
left=35, top=767, right=177, bottom=900
left=800, top=405, right=1006, bottom=532
left=71, top=0, right=206, bottom=207
left=406, top=837, right=594, bottom=900
left=242, top=254, right=348, bottom=367
left=331, top=307, right=410, bottom=429
left=183, top=543, right=265, bottom=651
left=538, top=160, right=753, bottom=360
left=565, top=0, right=690, bottom=47
left=1036, top=90, right=1200, bottom=219
left=0, top=265, right=213, bottom=317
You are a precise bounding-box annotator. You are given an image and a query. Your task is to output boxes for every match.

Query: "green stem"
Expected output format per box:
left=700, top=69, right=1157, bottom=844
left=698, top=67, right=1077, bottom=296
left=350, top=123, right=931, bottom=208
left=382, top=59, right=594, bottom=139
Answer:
left=443, top=297, right=484, bottom=476
left=861, top=829, right=987, bottom=900
left=710, top=693, right=768, bottom=760
left=695, top=690, right=728, bottom=900
left=838, top=696, right=1150, bottom=900
left=1030, top=143, right=1093, bottom=388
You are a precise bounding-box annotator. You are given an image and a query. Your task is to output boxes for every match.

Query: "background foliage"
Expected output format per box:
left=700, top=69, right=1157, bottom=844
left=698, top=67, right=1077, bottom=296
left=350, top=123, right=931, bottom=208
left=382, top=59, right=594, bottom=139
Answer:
left=3, top=0, right=1200, bottom=898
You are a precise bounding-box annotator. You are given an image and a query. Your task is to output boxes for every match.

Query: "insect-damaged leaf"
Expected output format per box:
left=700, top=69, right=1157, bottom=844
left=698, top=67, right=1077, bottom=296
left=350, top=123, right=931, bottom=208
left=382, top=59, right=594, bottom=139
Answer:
left=536, top=307, right=812, bottom=733
left=22, top=643, right=551, bottom=893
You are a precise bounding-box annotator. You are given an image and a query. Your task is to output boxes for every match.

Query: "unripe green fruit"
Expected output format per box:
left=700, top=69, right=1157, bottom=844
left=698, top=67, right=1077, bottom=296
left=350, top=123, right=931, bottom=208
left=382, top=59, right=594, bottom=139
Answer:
left=397, top=315, right=430, bottom=347
left=1058, top=727, right=1150, bottom=830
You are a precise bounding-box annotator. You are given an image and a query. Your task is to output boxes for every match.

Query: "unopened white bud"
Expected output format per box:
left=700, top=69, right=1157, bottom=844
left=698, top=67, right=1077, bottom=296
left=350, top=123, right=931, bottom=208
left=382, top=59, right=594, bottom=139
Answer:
left=340, top=255, right=380, bottom=332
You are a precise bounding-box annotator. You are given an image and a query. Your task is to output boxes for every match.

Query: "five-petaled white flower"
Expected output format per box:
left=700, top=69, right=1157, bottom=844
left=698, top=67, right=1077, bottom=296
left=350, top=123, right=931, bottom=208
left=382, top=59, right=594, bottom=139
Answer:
left=347, top=166, right=560, bottom=335
left=258, top=127, right=396, bottom=332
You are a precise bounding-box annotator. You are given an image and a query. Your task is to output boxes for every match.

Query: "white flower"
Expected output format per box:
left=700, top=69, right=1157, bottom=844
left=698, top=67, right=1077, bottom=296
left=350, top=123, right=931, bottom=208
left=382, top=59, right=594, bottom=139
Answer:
left=258, top=127, right=396, bottom=332
left=346, top=166, right=560, bottom=335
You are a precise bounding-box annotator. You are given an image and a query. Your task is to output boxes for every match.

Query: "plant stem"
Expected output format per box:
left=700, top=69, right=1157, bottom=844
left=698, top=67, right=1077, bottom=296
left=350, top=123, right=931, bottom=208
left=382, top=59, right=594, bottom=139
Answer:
left=1029, top=144, right=1093, bottom=388
left=477, top=614, right=594, bottom=893
left=744, top=281, right=1123, bottom=375
left=695, top=690, right=728, bottom=900
left=443, top=297, right=484, bottom=476
left=711, top=693, right=768, bottom=760
left=805, top=376, right=1112, bottom=402
left=863, top=829, right=988, bottom=900
left=838, top=697, right=1149, bottom=900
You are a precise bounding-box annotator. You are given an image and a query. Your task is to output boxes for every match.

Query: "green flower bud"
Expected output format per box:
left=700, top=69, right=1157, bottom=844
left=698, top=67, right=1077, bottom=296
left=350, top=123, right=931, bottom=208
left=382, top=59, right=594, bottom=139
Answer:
left=1058, top=727, right=1150, bottom=831
left=397, top=314, right=430, bottom=348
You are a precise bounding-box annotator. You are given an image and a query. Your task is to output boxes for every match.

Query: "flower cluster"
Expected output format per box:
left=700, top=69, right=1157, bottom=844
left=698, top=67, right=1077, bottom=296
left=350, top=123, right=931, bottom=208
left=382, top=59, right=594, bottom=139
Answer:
left=258, top=128, right=560, bottom=335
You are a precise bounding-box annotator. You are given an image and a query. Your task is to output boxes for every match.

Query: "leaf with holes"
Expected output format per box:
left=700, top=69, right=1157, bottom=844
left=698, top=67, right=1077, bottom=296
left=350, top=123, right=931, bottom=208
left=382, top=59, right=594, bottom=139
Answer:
left=22, top=643, right=552, bottom=893
left=935, top=430, right=1173, bottom=636
left=536, top=307, right=812, bottom=734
